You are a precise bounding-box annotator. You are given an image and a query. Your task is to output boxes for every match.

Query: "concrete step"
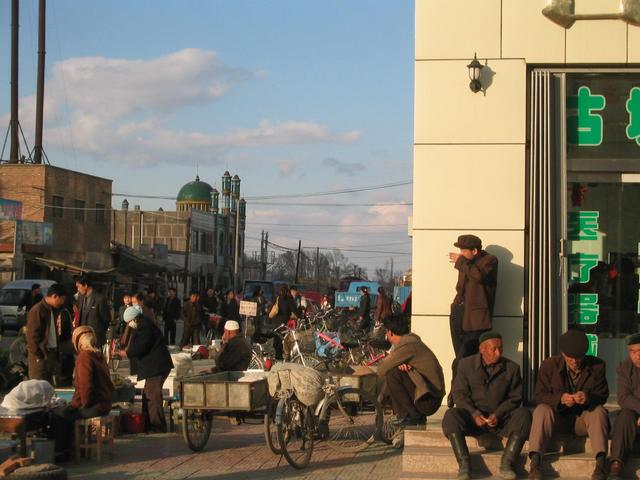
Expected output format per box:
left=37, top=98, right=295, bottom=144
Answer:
left=403, top=446, right=640, bottom=478
left=404, top=429, right=600, bottom=454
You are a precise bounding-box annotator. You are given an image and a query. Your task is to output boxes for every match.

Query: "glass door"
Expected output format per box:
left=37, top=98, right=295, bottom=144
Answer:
left=563, top=72, right=640, bottom=395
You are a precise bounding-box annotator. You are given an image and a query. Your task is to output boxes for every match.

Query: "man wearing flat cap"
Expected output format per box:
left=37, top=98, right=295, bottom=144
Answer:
left=528, top=329, right=609, bottom=480
left=608, top=333, right=640, bottom=479
left=448, top=234, right=498, bottom=406
left=443, top=332, right=530, bottom=480
left=211, top=320, right=252, bottom=373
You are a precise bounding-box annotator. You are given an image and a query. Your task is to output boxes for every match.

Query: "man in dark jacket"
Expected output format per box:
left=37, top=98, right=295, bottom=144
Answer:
left=26, top=284, right=67, bottom=382
left=377, top=314, right=445, bottom=426
left=124, top=306, right=174, bottom=433
left=163, top=288, right=181, bottom=345
left=18, top=283, right=43, bottom=313
left=212, top=320, right=251, bottom=372
left=443, top=332, right=530, bottom=480
left=181, top=291, right=204, bottom=347
left=75, top=275, right=111, bottom=348
left=374, top=286, right=392, bottom=325
left=358, top=286, right=372, bottom=332
left=528, top=329, right=609, bottom=480
left=608, top=333, right=640, bottom=479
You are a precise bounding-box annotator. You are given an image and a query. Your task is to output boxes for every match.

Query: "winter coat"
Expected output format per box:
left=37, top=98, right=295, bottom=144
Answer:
left=71, top=350, right=114, bottom=415
left=78, top=291, right=111, bottom=347
left=374, top=293, right=392, bottom=324
left=617, top=358, right=640, bottom=415
left=182, top=301, right=205, bottom=327
left=213, top=335, right=252, bottom=372
left=452, top=250, right=498, bottom=332
left=126, top=315, right=174, bottom=380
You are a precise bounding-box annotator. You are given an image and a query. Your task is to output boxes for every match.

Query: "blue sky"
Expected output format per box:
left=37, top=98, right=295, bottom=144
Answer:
left=0, top=0, right=414, bottom=274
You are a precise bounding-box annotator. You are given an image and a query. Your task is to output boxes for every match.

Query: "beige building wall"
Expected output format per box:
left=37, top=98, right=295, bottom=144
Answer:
left=413, top=0, right=640, bottom=395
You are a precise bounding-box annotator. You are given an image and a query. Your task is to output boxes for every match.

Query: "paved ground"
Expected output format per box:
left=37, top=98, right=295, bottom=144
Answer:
left=64, top=418, right=401, bottom=480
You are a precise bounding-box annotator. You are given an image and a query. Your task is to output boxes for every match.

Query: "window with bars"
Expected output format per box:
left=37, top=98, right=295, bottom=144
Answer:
left=74, top=200, right=85, bottom=222
left=95, top=203, right=106, bottom=225
left=52, top=195, right=64, bottom=218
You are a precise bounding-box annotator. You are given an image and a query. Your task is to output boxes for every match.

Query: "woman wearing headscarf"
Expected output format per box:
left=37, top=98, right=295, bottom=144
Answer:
left=123, top=305, right=173, bottom=433
left=50, top=325, right=115, bottom=460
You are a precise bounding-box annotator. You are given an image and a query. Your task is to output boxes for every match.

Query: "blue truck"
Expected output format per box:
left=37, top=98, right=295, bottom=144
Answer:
left=334, top=281, right=380, bottom=308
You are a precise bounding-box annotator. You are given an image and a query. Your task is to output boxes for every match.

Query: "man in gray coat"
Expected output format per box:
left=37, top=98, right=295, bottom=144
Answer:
left=608, top=333, right=640, bottom=479
left=377, top=314, right=445, bottom=427
left=443, top=332, right=530, bottom=480
left=75, top=276, right=111, bottom=349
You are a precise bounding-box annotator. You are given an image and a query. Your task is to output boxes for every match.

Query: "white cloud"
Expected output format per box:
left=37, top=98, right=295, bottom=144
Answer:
left=5, top=49, right=360, bottom=166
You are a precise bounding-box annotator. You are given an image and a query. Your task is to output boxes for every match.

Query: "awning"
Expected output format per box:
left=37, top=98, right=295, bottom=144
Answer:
left=28, top=256, right=115, bottom=275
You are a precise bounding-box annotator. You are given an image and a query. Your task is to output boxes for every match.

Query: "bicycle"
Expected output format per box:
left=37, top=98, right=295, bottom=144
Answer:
left=274, top=374, right=383, bottom=469
left=273, top=324, right=321, bottom=369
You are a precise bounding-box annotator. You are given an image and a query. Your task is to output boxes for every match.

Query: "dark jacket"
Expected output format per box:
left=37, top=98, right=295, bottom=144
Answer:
left=19, top=291, right=43, bottom=311
left=358, top=292, right=371, bottom=320
left=26, top=299, right=56, bottom=360
left=617, top=358, right=640, bottom=415
left=221, top=299, right=241, bottom=321
left=377, top=333, right=445, bottom=404
left=126, top=315, right=174, bottom=380
left=182, top=300, right=205, bottom=327
left=535, top=355, right=609, bottom=414
left=163, top=296, right=181, bottom=323
left=452, top=353, right=523, bottom=420
left=213, top=335, right=252, bottom=372
left=273, top=294, right=295, bottom=325
left=71, top=350, right=114, bottom=415
left=453, top=250, right=498, bottom=332
left=202, top=295, right=218, bottom=314
left=78, top=291, right=111, bottom=347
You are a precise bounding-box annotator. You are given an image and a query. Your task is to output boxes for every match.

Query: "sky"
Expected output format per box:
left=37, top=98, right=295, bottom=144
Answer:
left=0, top=0, right=415, bottom=276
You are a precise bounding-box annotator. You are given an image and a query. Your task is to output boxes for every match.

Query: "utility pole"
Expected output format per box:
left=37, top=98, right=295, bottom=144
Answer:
left=390, top=256, right=394, bottom=286
left=315, top=247, right=320, bottom=291
left=33, top=0, right=46, bottom=164
left=9, top=0, right=20, bottom=163
left=294, top=240, right=302, bottom=284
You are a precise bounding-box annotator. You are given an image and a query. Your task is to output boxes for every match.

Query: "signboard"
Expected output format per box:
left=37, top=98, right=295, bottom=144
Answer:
left=19, top=221, right=53, bottom=246
left=239, top=300, right=257, bottom=317
left=0, top=199, right=22, bottom=221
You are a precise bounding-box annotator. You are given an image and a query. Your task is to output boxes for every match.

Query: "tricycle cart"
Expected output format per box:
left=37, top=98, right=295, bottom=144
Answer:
left=179, top=371, right=280, bottom=453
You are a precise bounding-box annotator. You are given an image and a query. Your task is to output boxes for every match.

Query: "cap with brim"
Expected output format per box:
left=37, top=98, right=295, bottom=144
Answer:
left=72, top=325, right=94, bottom=351
left=627, top=333, right=640, bottom=346
left=224, top=320, right=240, bottom=331
left=479, top=331, right=502, bottom=344
left=560, top=329, right=589, bottom=358
left=454, top=234, right=482, bottom=250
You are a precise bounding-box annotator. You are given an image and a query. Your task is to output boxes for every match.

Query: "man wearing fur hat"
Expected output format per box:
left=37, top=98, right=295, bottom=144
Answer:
left=608, top=333, right=640, bottom=479
left=211, top=320, right=251, bottom=373
left=528, top=329, right=609, bottom=480
left=443, top=331, right=530, bottom=480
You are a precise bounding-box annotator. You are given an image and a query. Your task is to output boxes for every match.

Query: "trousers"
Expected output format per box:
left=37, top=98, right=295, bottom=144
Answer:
left=528, top=403, right=609, bottom=455
left=442, top=407, right=532, bottom=438
left=610, top=408, right=640, bottom=462
left=385, top=366, right=441, bottom=418
left=142, top=374, right=168, bottom=432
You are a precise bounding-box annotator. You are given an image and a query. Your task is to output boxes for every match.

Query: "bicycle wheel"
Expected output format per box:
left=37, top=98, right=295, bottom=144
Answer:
left=264, top=397, right=282, bottom=454
left=322, top=387, right=383, bottom=453
left=292, top=353, right=322, bottom=370
left=182, top=409, right=212, bottom=452
left=377, top=392, right=398, bottom=445
left=9, top=336, right=27, bottom=365
left=276, top=396, right=314, bottom=469
left=249, top=351, right=264, bottom=370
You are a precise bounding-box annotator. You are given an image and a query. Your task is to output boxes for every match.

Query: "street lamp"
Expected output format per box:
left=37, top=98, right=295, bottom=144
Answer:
left=467, top=53, right=484, bottom=93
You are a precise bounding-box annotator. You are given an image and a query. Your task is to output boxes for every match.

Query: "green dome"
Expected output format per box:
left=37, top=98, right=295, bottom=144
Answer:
left=177, top=176, right=214, bottom=204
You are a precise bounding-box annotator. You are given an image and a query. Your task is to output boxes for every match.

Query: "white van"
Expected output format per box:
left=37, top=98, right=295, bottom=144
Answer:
left=0, top=279, right=57, bottom=334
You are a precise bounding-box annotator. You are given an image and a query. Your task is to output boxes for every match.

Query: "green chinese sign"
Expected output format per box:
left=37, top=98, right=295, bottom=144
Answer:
left=567, top=87, right=606, bottom=146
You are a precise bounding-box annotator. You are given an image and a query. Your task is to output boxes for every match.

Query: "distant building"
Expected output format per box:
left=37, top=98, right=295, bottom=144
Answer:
left=111, top=172, right=246, bottom=294
left=0, top=164, right=112, bottom=282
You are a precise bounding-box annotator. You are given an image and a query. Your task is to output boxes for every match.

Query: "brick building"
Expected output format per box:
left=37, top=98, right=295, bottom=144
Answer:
left=0, top=163, right=112, bottom=280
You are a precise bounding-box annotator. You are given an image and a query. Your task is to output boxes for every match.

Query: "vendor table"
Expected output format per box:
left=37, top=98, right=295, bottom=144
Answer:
left=0, top=407, right=48, bottom=456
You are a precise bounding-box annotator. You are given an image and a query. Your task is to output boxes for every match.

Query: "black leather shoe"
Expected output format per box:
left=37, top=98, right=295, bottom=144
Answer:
left=392, top=414, right=426, bottom=427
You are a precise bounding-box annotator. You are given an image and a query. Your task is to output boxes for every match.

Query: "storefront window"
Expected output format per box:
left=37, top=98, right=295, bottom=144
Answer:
left=565, top=73, right=640, bottom=393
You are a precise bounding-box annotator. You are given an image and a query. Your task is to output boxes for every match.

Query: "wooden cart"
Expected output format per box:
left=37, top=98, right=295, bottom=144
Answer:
left=179, top=371, right=273, bottom=452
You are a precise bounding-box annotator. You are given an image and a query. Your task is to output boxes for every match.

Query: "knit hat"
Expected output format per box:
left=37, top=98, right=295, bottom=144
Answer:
left=123, top=305, right=142, bottom=323
left=72, top=325, right=95, bottom=352
left=479, top=331, right=502, bottom=344
left=224, top=320, right=240, bottom=331
left=560, top=329, right=589, bottom=358
left=627, top=333, right=640, bottom=346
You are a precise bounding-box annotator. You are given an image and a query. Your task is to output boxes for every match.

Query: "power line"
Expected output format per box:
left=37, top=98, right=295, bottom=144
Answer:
left=251, top=201, right=412, bottom=207
left=248, top=221, right=407, bottom=227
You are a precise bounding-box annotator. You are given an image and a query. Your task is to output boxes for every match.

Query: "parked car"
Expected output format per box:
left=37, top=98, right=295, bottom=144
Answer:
left=0, top=279, right=56, bottom=334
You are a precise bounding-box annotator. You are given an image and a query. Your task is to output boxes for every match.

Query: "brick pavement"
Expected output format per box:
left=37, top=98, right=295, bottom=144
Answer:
left=65, top=417, right=401, bottom=480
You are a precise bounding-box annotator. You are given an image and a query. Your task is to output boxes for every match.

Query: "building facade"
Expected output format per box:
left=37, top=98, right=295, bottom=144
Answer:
left=111, top=173, right=246, bottom=294
left=413, top=0, right=640, bottom=398
left=0, top=164, right=112, bottom=280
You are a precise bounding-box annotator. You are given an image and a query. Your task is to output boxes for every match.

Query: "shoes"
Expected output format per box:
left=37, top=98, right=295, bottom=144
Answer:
left=391, top=414, right=426, bottom=427
left=592, top=453, right=607, bottom=480
left=529, top=453, right=543, bottom=480
left=608, top=460, right=623, bottom=480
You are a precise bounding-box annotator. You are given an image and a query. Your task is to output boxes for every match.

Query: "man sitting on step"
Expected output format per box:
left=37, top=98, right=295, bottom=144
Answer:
left=608, top=333, right=640, bottom=480
left=442, top=331, right=531, bottom=480
left=528, top=329, right=609, bottom=480
left=376, top=314, right=445, bottom=427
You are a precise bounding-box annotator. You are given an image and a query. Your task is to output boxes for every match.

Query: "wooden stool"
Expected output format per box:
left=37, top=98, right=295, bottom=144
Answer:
left=74, top=416, right=114, bottom=462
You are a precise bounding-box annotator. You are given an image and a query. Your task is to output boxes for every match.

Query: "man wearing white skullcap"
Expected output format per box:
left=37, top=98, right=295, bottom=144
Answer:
left=211, top=320, right=251, bottom=372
